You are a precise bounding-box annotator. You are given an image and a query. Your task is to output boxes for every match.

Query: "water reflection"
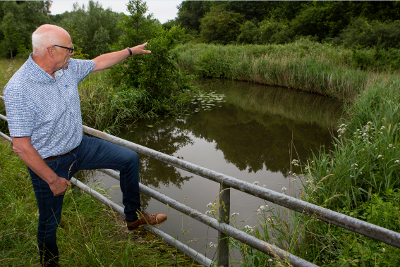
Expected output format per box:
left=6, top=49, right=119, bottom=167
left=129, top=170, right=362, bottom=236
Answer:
left=95, top=78, right=342, bottom=258
left=119, top=79, right=342, bottom=194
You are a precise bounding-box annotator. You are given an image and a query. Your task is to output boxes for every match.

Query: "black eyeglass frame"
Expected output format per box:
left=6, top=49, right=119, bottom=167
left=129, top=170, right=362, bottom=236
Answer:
left=52, top=44, right=74, bottom=53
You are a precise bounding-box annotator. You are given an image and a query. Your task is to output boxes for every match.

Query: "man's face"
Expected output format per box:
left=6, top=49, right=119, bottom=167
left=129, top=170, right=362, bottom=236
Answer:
left=53, top=37, right=74, bottom=71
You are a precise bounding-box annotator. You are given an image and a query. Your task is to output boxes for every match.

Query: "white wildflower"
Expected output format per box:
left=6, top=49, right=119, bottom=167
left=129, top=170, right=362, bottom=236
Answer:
left=253, top=181, right=259, bottom=185
left=382, top=248, right=385, bottom=253
left=281, top=187, right=287, bottom=191
left=378, top=155, right=383, bottom=159
left=395, top=160, right=400, bottom=163
left=207, top=202, right=213, bottom=208
left=260, top=205, right=266, bottom=210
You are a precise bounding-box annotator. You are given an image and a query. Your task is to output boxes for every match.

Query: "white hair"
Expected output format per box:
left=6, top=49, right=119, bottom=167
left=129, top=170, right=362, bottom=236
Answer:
left=32, top=25, right=69, bottom=57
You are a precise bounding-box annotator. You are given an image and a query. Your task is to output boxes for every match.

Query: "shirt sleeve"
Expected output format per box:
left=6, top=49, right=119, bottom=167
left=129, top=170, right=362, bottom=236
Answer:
left=69, top=58, right=96, bottom=83
left=3, top=85, right=34, bottom=137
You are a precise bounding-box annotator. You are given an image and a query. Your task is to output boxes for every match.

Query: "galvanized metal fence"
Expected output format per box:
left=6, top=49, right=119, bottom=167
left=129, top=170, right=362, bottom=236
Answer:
left=1, top=94, right=400, bottom=267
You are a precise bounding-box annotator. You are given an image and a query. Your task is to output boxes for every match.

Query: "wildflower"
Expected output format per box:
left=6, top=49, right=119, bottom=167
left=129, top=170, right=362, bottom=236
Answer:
left=263, top=185, right=266, bottom=187
left=260, top=205, right=266, bottom=210
left=281, top=187, right=287, bottom=191
left=257, top=209, right=261, bottom=215
left=382, top=248, right=385, bottom=253
left=291, top=159, right=299, bottom=166
left=207, top=202, right=213, bottom=208
left=253, top=181, right=259, bottom=185
left=381, top=126, right=386, bottom=130
left=231, top=212, right=239, bottom=217
left=268, top=258, right=273, bottom=262
left=244, top=225, right=253, bottom=232
left=378, top=155, right=383, bottom=159
left=389, top=144, right=393, bottom=147
left=395, top=160, right=400, bottom=163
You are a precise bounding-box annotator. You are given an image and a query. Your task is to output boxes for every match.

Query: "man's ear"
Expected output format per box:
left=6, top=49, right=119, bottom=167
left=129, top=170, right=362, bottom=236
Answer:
left=47, top=46, right=55, bottom=59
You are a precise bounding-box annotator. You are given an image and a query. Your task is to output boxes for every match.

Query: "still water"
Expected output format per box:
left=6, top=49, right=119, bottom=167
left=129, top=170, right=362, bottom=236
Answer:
left=89, top=79, right=342, bottom=261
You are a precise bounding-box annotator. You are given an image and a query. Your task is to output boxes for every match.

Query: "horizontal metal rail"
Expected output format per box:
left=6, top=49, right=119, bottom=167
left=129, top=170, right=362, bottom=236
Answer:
left=70, top=177, right=216, bottom=267
left=82, top=125, right=400, bottom=249
left=99, top=169, right=316, bottom=267
left=0, top=131, right=11, bottom=142
left=0, top=113, right=7, bottom=122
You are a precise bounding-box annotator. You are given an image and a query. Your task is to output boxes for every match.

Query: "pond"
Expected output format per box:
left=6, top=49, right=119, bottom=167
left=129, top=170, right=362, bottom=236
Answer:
left=89, top=78, right=343, bottom=262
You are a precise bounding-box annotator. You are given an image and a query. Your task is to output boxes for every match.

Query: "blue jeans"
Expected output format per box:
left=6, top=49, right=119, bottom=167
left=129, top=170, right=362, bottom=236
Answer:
left=28, top=135, right=140, bottom=266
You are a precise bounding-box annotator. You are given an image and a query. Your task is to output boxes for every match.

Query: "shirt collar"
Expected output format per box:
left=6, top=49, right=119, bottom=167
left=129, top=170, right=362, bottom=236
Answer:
left=27, top=53, right=66, bottom=83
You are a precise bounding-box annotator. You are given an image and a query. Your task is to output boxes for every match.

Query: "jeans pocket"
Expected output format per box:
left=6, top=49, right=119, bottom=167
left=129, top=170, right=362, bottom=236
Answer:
left=46, top=160, right=59, bottom=172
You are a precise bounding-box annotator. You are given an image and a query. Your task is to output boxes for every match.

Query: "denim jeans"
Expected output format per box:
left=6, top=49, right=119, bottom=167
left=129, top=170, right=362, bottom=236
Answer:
left=28, top=135, right=140, bottom=266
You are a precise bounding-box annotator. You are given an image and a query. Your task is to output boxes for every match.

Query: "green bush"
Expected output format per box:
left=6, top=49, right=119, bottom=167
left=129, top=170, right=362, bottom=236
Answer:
left=259, top=20, right=292, bottom=44
left=194, top=49, right=229, bottom=78
left=340, top=18, right=400, bottom=49
left=199, top=6, right=244, bottom=44
left=237, top=21, right=260, bottom=44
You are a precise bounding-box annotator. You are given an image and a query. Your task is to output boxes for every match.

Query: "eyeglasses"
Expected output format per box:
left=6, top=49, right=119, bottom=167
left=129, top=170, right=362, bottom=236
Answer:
left=52, top=44, right=74, bottom=54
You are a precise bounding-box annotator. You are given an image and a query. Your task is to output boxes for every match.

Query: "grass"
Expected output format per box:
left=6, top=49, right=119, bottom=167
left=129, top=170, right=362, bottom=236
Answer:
left=173, top=39, right=396, bottom=101
left=0, top=139, right=201, bottom=266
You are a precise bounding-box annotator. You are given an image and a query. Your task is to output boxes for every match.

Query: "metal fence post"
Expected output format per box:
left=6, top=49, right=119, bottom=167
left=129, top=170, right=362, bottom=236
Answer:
left=218, top=183, right=230, bottom=267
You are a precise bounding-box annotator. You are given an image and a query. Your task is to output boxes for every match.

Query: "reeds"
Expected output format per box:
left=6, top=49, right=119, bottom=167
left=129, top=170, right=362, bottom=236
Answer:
left=174, top=39, right=396, bottom=102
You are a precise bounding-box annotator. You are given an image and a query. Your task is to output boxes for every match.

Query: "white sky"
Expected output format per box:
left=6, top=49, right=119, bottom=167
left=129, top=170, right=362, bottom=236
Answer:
left=50, top=0, right=181, bottom=23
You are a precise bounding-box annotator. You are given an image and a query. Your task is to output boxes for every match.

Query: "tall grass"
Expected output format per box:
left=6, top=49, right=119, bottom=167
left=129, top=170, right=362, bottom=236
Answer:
left=174, top=39, right=396, bottom=101
left=0, top=140, right=201, bottom=266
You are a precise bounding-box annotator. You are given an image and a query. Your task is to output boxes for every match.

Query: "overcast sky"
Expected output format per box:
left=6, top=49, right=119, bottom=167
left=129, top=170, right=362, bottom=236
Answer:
left=50, top=0, right=181, bottom=23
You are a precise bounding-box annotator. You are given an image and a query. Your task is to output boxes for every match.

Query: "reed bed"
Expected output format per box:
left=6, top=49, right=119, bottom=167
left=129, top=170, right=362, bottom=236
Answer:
left=174, top=40, right=394, bottom=101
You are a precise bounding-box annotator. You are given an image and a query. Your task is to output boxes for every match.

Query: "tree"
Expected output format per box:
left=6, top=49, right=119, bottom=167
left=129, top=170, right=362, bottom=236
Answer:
left=92, top=26, right=110, bottom=56
left=110, top=0, right=193, bottom=115
left=200, top=6, right=244, bottom=44
left=237, top=21, right=260, bottom=44
left=0, top=1, right=51, bottom=58
left=176, top=1, right=211, bottom=34
left=1, top=12, right=23, bottom=58
left=58, top=0, right=123, bottom=58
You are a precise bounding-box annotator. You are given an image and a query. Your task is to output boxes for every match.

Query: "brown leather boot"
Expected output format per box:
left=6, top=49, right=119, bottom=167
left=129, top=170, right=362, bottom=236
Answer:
left=126, top=210, right=167, bottom=230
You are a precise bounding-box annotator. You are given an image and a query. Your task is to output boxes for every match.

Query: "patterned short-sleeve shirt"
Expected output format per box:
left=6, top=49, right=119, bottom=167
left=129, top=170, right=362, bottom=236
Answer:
left=4, top=54, right=95, bottom=159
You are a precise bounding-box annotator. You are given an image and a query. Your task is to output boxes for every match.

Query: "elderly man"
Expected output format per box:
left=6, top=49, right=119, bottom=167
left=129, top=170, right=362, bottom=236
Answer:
left=3, top=24, right=167, bottom=267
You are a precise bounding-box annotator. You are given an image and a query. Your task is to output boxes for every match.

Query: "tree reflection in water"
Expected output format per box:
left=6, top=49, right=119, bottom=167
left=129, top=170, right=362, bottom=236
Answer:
left=120, top=121, right=194, bottom=209
left=120, top=78, right=342, bottom=209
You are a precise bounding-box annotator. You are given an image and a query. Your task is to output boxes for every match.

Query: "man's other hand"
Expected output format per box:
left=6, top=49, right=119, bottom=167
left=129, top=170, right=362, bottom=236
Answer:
left=49, top=177, right=71, bottom=197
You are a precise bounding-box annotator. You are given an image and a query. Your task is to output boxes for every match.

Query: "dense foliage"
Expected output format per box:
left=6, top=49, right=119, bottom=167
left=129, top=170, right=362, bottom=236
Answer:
left=172, top=1, right=400, bottom=48
left=107, top=0, right=193, bottom=119
left=0, top=1, right=51, bottom=58
left=56, top=1, right=124, bottom=58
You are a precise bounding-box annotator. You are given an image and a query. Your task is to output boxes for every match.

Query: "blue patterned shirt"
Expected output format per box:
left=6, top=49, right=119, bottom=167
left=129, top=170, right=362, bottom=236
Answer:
left=4, top=54, right=95, bottom=159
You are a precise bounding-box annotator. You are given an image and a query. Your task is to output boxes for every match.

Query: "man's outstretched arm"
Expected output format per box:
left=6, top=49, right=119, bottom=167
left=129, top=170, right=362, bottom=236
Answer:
left=91, top=42, right=151, bottom=73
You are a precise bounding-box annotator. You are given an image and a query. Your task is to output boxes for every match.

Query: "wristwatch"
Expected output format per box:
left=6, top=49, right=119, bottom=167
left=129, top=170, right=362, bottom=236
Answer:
left=126, top=47, right=132, bottom=56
